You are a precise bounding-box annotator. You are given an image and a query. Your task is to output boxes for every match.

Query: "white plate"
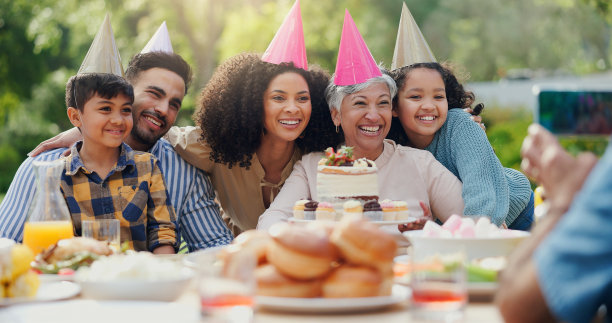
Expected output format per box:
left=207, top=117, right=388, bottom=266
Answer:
left=77, top=269, right=194, bottom=301
left=38, top=274, right=75, bottom=283
left=0, top=281, right=81, bottom=306
left=288, top=217, right=416, bottom=225
left=403, top=230, right=530, bottom=260
left=256, top=285, right=409, bottom=313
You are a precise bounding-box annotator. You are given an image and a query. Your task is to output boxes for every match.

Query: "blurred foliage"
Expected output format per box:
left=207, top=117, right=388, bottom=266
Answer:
left=1, top=0, right=612, bottom=192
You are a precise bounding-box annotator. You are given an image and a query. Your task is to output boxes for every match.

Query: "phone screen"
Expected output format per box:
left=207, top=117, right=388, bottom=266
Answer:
left=536, top=88, right=612, bottom=136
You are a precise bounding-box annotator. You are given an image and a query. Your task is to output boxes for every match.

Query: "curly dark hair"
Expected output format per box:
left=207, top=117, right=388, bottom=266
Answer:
left=387, top=62, right=475, bottom=146
left=194, top=53, right=341, bottom=168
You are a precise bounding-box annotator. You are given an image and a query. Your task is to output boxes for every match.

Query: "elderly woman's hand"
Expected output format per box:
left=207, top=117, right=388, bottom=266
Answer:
left=398, top=201, right=432, bottom=232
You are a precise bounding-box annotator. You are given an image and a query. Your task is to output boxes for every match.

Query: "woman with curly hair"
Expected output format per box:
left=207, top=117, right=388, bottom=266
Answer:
left=166, top=53, right=341, bottom=235
left=387, top=62, right=534, bottom=230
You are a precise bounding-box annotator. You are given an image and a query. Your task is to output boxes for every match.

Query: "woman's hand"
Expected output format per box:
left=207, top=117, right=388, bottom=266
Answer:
left=398, top=201, right=432, bottom=232
left=28, top=127, right=82, bottom=157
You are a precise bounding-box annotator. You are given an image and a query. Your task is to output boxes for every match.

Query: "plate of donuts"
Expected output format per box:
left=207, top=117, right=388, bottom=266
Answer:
left=256, top=284, right=409, bottom=313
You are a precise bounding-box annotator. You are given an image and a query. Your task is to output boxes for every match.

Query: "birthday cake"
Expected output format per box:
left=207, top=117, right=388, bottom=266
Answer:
left=316, top=147, right=379, bottom=214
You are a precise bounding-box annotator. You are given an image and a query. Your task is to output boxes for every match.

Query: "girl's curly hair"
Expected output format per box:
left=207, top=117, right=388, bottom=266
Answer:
left=194, top=53, right=342, bottom=168
left=387, top=62, right=475, bottom=146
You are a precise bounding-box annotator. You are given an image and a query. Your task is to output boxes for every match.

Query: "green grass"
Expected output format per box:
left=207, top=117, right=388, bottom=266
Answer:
left=0, top=193, right=4, bottom=204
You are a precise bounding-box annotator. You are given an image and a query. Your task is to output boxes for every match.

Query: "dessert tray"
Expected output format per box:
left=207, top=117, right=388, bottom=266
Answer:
left=288, top=217, right=417, bottom=226
left=0, top=281, right=81, bottom=306
left=256, top=284, right=409, bottom=313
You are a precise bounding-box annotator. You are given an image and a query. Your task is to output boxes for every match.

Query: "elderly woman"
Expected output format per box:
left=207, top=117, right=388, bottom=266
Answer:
left=257, top=70, right=465, bottom=230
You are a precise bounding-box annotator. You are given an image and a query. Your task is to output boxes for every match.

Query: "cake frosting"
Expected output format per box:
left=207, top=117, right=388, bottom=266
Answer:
left=316, top=147, right=379, bottom=212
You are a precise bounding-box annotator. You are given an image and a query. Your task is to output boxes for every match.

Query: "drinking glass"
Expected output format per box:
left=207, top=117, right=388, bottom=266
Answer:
left=410, top=250, right=467, bottom=322
left=82, top=219, right=121, bottom=251
left=197, top=250, right=256, bottom=323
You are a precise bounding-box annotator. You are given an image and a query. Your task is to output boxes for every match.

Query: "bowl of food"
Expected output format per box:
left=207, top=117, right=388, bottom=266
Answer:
left=403, top=216, right=530, bottom=260
left=75, top=252, right=194, bottom=301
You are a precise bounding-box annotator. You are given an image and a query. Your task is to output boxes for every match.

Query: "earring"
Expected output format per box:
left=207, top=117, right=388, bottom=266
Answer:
left=335, top=125, right=339, bottom=133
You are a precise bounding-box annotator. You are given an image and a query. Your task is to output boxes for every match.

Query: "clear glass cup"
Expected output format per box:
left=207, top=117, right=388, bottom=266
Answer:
left=410, top=250, right=468, bottom=322
left=82, top=219, right=121, bottom=252
left=197, top=250, right=256, bottom=323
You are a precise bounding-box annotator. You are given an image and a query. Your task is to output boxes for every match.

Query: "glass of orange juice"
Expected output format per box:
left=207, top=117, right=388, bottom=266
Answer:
left=23, top=221, right=74, bottom=255
left=24, top=160, right=74, bottom=255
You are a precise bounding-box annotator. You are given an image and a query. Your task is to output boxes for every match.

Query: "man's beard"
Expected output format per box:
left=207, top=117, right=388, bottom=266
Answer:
left=130, top=125, right=164, bottom=149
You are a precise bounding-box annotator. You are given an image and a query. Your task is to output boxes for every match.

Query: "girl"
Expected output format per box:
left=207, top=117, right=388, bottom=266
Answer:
left=388, top=62, right=534, bottom=230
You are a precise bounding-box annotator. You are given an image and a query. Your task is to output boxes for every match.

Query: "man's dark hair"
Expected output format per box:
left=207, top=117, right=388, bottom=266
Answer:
left=65, top=73, right=134, bottom=111
left=125, top=52, right=193, bottom=94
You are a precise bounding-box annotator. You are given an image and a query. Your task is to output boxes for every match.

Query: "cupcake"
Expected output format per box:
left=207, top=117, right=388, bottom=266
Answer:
left=394, top=201, right=411, bottom=220
left=363, top=200, right=383, bottom=221
left=303, top=200, right=319, bottom=220
left=293, top=199, right=309, bottom=219
left=380, top=199, right=396, bottom=221
left=316, top=202, right=336, bottom=221
left=342, top=200, right=363, bottom=220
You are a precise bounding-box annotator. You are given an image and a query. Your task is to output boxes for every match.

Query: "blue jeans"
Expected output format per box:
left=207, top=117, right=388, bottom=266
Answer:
left=509, top=192, right=534, bottom=231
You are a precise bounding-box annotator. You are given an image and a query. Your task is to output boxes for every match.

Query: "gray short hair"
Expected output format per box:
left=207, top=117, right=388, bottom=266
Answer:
left=324, top=70, right=397, bottom=113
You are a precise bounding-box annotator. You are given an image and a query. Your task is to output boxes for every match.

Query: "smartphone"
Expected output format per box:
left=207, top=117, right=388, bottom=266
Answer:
left=534, top=85, right=612, bottom=136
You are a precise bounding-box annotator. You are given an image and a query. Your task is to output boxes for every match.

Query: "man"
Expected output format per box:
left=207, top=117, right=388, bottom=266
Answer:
left=0, top=51, right=233, bottom=251
left=496, top=124, right=609, bottom=323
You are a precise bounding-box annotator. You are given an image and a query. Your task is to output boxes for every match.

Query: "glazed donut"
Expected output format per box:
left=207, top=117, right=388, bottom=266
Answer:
left=331, top=219, right=397, bottom=272
left=255, top=264, right=322, bottom=298
left=322, top=264, right=382, bottom=298
left=231, top=229, right=271, bottom=264
left=267, top=223, right=337, bottom=280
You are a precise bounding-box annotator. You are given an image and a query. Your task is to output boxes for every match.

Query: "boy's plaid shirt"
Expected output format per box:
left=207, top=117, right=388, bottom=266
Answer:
left=61, top=142, right=177, bottom=251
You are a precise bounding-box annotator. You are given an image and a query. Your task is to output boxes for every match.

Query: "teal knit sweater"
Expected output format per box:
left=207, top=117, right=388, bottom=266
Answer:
left=424, top=109, right=532, bottom=226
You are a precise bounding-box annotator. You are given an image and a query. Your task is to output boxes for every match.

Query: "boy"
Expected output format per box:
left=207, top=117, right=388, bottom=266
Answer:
left=62, top=73, right=177, bottom=253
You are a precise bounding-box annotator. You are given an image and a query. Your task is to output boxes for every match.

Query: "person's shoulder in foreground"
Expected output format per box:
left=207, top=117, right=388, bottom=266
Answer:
left=496, top=124, right=607, bottom=323
left=531, top=146, right=612, bottom=323
left=151, top=138, right=233, bottom=251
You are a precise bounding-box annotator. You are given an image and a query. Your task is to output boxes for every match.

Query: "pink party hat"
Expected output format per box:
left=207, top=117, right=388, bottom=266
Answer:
left=333, top=10, right=381, bottom=86
left=141, top=21, right=174, bottom=54
left=391, top=2, right=436, bottom=70
left=261, top=0, right=307, bottom=69
left=78, top=13, right=124, bottom=76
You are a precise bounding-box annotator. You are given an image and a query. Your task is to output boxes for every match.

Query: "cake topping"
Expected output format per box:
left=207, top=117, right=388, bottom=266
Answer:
left=343, top=200, right=362, bottom=210
left=380, top=200, right=395, bottom=209
left=293, top=199, right=309, bottom=210
left=363, top=200, right=382, bottom=212
left=304, top=200, right=319, bottom=211
left=317, top=202, right=334, bottom=210
left=393, top=201, right=408, bottom=209
left=322, top=146, right=354, bottom=166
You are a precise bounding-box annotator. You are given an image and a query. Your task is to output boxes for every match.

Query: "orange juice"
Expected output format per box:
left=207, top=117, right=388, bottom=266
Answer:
left=23, top=221, right=74, bottom=255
